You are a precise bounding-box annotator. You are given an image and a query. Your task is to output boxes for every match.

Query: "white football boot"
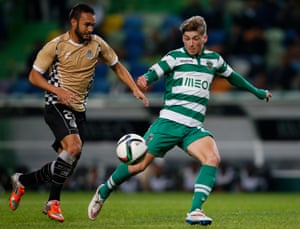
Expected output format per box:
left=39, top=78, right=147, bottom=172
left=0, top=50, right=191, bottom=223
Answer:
left=88, top=184, right=105, bottom=220
left=185, top=208, right=212, bottom=225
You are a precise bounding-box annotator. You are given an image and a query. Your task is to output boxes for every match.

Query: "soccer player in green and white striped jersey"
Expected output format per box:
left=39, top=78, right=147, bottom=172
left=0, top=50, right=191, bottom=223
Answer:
left=88, top=15, right=272, bottom=225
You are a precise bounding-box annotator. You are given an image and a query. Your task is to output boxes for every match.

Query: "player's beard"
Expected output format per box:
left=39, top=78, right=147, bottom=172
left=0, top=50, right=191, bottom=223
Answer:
left=75, top=25, right=91, bottom=44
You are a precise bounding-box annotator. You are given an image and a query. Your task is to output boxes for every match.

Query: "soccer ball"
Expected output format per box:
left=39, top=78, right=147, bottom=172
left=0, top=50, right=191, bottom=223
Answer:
left=116, top=133, right=148, bottom=165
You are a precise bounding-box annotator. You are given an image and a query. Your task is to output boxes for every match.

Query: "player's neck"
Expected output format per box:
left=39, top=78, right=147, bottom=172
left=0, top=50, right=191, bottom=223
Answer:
left=69, top=31, right=81, bottom=44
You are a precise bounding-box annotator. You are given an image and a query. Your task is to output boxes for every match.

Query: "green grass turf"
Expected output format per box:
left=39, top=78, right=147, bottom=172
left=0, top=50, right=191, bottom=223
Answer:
left=1, top=191, right=300, bottom=228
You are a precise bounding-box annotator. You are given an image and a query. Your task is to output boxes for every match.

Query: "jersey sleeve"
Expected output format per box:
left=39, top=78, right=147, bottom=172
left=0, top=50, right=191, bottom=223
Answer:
left=96, top=36, right=118, bottom=66
left=215, top=55, right=233, bottom=78
left=33, top=38, right=58, bottom=74
left=144, top=53, right=175, bottom=85
left=228, top=71, right=267, bottom=99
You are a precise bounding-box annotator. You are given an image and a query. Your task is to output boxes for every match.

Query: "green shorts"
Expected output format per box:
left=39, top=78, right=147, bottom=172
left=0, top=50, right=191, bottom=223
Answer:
left=143, top=118, right=213, bottom=157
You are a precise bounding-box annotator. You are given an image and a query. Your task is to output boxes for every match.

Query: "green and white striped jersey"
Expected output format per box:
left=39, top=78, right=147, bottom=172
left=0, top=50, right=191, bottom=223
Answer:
left=145, top=47, right=234, bottom=127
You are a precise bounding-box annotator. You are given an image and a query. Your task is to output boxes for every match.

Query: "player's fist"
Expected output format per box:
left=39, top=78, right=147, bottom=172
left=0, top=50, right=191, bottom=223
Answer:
left=136, top=76, right=148, bottom=92
left=265, top=90, right=272, bottom=102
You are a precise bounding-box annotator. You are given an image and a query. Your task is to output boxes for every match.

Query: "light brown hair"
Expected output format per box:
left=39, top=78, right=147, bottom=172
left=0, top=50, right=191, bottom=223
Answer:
left=179, top=16, right=207, bottom=35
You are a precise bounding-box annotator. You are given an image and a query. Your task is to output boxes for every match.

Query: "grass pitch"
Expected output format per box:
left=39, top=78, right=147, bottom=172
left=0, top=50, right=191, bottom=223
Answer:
left=1, top=191, right=300, bottom=228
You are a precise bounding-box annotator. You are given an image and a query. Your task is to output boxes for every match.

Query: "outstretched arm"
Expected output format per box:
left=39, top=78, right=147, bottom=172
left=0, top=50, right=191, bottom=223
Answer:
left=227, top=72, right=272, bottom=102
left=111, top=62, right=149, bottom=107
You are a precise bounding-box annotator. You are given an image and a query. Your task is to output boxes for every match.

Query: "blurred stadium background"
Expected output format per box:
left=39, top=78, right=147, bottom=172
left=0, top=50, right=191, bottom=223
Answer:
left=0, top=0, right=299, bottom=193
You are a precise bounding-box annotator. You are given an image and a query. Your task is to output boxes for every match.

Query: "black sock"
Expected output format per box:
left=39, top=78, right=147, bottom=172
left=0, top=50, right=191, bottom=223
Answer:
left=48, top=183, right=63, bottom=201
left=19, top=162, right=52, bottom=187
left=48, top=154, right=80, bottom=201
left=19, top=172, right=37, bottom=187
left=52, top=157, right=73, bottom=185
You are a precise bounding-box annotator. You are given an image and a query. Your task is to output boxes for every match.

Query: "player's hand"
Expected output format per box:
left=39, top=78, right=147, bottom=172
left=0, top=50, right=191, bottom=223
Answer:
left=134, top=76, right=149, bottom=107
left=133, top=88, right=149, bottom=107
left=265, top=90, right=272, bottom=102
left=136, top=76, right=148, bottom=92
left=56, top=88, right=79, bottom=106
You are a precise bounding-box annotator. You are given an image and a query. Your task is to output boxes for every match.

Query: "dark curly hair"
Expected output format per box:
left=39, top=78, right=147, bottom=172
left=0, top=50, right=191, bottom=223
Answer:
left=69, top=3, right=95, bottom=21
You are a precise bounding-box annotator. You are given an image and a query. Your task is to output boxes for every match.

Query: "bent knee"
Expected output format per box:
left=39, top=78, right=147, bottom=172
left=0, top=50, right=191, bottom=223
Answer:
left=129, top=163, right=147, bottom=174
left=64, top=142, right=82, bottom=156
left=61, top=134, right=83, bottom=156
left=212, top=154, right=221, bottom=166
left=204, top=152, right=221, bottom=167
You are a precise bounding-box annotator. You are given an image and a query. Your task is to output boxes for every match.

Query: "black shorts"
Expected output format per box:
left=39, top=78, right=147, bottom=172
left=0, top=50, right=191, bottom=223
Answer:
left=44, top=104, right=87, bottom=152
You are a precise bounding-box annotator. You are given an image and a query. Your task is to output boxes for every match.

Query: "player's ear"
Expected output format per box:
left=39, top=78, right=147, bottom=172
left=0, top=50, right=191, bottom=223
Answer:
left=203, top=35, right=208, bottom=43
left=70, top=18, right=77, bottom=27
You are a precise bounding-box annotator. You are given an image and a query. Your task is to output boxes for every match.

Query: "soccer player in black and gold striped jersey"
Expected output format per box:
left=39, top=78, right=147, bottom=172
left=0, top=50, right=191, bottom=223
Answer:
left=9, top=3, right=148, bottom=222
